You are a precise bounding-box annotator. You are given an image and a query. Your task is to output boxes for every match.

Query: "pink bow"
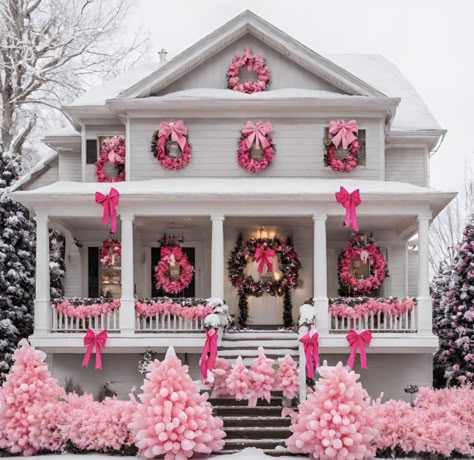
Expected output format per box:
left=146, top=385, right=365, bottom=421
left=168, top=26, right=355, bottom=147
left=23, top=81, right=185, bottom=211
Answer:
left=158, top=121, right=188, bottom=151
left=346, top=329, right=372, bottom=369
left=335, top=186, right=361, bottom=232
left=108, top=151, right=123, bottom=164
left=161, top=246, right=183, bottom=266
left=244, top=47, right=254, bottom=62
left=255, top=244, right=275, bottom=274
left=242, top=121, right=273, bottom=150
left=299, top=331, right=320, bottom=379
left=95, top=187, right=120, bottom=234
left=82, top=328, right=108, bottom=370
left=200, top=328, right=218, bottom=379
left=329, top=119, right=358, bottom=149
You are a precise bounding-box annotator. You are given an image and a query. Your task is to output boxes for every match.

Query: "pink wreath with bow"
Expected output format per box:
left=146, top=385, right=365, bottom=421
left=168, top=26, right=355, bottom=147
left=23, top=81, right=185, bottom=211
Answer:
left=324, top=119, right=360, bottom=172
left=227, top=47, right=270, bottom=93
left=152, top=120, right=192, bottom=170
left=154, top=245, right=194, bottom=294
left=95, top=135, right=126, bottom=182
left=237, top=121, right=275, bottom=173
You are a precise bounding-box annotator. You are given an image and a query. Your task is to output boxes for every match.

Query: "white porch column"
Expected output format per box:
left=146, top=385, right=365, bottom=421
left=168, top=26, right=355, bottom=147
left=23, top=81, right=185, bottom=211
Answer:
left=313, top=214, right=329, bottom=334
left=120, top=213, right=135, bottom=335
left=34, top=214, right=50, bottom=335
left=417, top=214, right=432, bottom=335
left=211, top=215, right=225, bottom=299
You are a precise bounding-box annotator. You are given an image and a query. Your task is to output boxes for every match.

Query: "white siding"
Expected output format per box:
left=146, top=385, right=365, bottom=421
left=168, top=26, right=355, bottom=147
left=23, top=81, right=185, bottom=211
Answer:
left=387, top=244, right=408, bottom=297
left=59, top=154, right=81, bottom=182
left=385, top=147, right=428, bottom=187
left=130, top=118, right=382, bottom=180
left=159, top=35, right=344, bottom=95
left=22, top=160, right=59, bottom=190
left=63, top=235, right=82, bottom=297
left=408, top=249, right=418, bottom=297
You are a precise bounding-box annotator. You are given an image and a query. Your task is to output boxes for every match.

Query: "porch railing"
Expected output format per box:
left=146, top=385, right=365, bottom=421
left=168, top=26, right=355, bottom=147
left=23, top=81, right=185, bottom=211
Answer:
left=135, top=314, right=205, bottom=332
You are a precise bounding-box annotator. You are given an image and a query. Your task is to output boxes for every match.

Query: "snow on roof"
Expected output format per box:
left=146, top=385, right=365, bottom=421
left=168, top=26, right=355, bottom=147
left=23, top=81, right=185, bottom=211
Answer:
left=327, top=54, right=441, bottom=131
left=44, top=126, right=80, bottom=137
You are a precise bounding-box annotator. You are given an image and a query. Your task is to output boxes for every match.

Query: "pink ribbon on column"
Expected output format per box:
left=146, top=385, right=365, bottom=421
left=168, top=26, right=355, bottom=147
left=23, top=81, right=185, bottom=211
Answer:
left=335, top=186, right=361, bottom=232
left=242, top=121, right=273, bottom=150
left=95, top=187, right=120, bottom=234
left=328, top=119, right=358, bottom=149
left=255, top=244, right=275, bottom=274
left=158, top=121, right=188, bottom=151
left=200, top=328, right=218, bottom=379
left=299, top=331, right=320, bottom=379
left=82, top=328, right=108, bottom=370
left=346, top=329, right=372, bottom=369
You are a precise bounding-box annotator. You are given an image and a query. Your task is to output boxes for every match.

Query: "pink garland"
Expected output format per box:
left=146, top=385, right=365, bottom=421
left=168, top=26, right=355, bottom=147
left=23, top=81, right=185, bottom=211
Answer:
left=329, top=297, right=417, bottom=319
left=135, top=300, right=213, bottom=320
left=53, top=299, right=120, bottom=319
left=154, top=252, right=194, bottom=294
left=227, top=47, right=270, bottom=93
left=95, top=136, right=126, bottom=182
left=100, top=238, right=121, bottom=266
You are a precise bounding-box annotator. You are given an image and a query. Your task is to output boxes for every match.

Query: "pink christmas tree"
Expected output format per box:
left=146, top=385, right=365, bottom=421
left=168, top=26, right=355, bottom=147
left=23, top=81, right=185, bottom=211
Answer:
left=286, top=362, right=379, bottom=460
left=211, top=358, right=232, bottom=398
left=275, top=354, right=299, bottom=400
left=226, top=356, right=252, bottom=402
left=0, top=341, right=67, bottom=455
left=248, top=347, right=275, bottom=406
left=130, top=347, right=225, bottom=459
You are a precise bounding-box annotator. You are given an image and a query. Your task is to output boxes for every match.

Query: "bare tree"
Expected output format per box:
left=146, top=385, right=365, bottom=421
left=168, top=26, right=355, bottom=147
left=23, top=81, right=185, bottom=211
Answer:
left=430, top=160, right=474, bottom=271
left=0, top=0, right=147, bottom=155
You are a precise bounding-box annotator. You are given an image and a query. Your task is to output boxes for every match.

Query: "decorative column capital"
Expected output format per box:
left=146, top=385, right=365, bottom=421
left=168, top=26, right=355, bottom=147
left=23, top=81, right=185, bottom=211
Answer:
left=34, top=214, right=49, bottom=224
left=211, top=214, right=225, bottom=222
left=120, top=212, right=135, bottom=222
left=312, top=214, right=327, bottom=223
left=417, top=213, right=432, bottom=222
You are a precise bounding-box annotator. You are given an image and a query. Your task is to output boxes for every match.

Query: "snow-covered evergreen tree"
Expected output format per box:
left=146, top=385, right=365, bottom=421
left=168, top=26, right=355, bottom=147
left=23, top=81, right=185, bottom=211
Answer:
left=49, top=230, right=65, bottom=299
left=435, top=217, right=474, bottom=386
left=0, top=149, right=35, bottom=380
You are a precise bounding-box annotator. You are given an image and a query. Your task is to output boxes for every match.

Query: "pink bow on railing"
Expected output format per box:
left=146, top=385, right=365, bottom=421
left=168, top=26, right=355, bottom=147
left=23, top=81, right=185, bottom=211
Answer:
left=299, top=331, right=320, bottom=379
left=95, top=187, right=120, bottom=234
left=200, top=328, right=218, bottom=380
left=161, top=246, right=183, bottom=267
left=82, top=328, right=108, bottom=370
left=158, top=121, right=188, bottom=151
left=242, top=121, right=273, bottom=150
left=329, top=119, right=358, bottom=149
left=335, top=186, right=361, bottom=232
left=346, top=329, right=372, bottom=369
left=255, top=244, right=275, bottom=274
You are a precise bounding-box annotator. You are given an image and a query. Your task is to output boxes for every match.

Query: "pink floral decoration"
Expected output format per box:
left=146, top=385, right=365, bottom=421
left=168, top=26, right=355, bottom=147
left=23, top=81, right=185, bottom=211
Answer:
left=154, top=251, right=194, bottom=294
left=237, top=121, right=275, bottom=173
left=329, top=297, right=417, bottom=319
left=324, top=120, right=359, bottom=172
left=100, top=238, right=121, bottom=266
left=95, top=135, right=126, bottom=182
left=227, top=47, right=270, bottom=93
left=53, top=298, right=121, bottom=319
left=275, top=354, right=300, bottom=400
left=151, top=121, right=192, bottom=170
left=135, top=300, right=213, bottom=320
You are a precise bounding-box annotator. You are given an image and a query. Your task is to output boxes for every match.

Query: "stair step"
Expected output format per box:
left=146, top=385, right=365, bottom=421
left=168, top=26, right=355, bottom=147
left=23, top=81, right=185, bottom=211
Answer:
left=224, top=332, right=298, bottom=340
left=222, top=439, right=287, bottom=450
left=221, top=340, right=298, bottom=349
left=214, top=405, right=283, bottom=417
left=221, top=416, right=291, bottom=427
left=211, top=397, right=282, bottom=406
left=225, top=426, right=291, bottom=439
left=219, top=348, right=298, bottom=357
left=217, top=448, right=299, bottom=457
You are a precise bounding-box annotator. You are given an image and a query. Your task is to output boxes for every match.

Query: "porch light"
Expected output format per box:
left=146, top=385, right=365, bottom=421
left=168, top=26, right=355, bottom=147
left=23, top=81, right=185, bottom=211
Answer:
left=258, top=226, right=268, bottom=238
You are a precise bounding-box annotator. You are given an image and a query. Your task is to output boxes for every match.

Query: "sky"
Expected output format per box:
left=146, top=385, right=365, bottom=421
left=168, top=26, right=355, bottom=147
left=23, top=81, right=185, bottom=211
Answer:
left=127, top=0, right=474, bottom=192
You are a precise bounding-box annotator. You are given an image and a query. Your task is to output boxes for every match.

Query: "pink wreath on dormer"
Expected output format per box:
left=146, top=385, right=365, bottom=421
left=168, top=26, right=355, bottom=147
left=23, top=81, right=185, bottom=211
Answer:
left=324, top=120, right=359, bottom=172
left=237, top=121, right=275, bottom=173
left=95, top=135, right=126, bottom=182
left=151, top=120, right=192, bottom=170
left=227, top=47, right=270, bottom=93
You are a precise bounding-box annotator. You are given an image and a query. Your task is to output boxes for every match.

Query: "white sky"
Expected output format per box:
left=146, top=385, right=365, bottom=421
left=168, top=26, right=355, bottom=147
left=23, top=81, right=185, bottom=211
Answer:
left=127, top=0, right=474, bottom=192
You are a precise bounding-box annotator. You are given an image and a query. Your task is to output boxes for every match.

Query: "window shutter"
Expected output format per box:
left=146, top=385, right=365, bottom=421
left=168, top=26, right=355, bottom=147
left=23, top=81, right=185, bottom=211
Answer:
left=86, top=139, right=98, bottom=164
left=88, top=247, right=99, bottom=297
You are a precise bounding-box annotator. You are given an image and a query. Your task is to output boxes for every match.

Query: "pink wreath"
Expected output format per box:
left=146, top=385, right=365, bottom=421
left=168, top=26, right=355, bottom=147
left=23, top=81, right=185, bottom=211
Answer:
left=338, top=234, right=387, bottom=295
left=151, top=121, right=192, bottom=170
left=154, top=246, right=194, bottom=294
left=95, top=136, right=126, bottom=182
left=237, top=121, right=275, bottom=173
left=227, top=47, right=270, bottom=93
left=324, top=120, right=359, bottom=172
left=100, top=238, right=121, bottom=266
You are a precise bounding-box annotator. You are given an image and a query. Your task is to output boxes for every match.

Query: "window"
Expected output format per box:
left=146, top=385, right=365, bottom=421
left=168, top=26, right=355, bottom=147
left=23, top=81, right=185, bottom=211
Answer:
left=86, top=139, right=98, bottom=164
left=88, top=247, right=99, bottom=297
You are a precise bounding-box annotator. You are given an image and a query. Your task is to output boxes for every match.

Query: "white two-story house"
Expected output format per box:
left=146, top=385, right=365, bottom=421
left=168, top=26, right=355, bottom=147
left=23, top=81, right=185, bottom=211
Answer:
left=11, top=10, right=454, bottom=401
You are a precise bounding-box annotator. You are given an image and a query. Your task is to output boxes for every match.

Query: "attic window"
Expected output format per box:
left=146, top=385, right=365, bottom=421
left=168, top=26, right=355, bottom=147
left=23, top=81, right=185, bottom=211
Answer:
left=324, top=128, right=366, bottom=166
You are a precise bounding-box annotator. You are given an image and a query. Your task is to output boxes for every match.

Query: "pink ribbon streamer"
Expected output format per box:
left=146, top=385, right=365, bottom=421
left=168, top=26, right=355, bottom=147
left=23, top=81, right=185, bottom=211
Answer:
left=335, top=186, right=361, bottom=232
left=82, top=328, right=108, bottom=370
left=158, top=120, right=188, bottom=151
left=244, top=46, right=254, bottom=61
left=242, top=121, right=273, bottom=150
left=255, top=244, right=275, bottom=274
left=346, top=329, right=372, bottom=369
left=328, top=119, right=358, bottom=149
left=299, top=331, right=320, bottom=379
left=95, top=187, right=120, bottom=234
left=200, top=328, right=218, bottom=379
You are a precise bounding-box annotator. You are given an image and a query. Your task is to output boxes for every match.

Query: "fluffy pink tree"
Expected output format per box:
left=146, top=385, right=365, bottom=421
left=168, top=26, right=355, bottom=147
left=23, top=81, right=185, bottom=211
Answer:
left=0, top=341, right=67, bottom=455
left=226, top=356, right=252, bottom=402
left=275, top=354, right=299, bottom=400
left=211, top=358, right=232, bottom=398
left=130, top=347, right=225, bottom=460
left=248, top=347, right=275, bottom=406
left=286, top=362, right=379, bottom=459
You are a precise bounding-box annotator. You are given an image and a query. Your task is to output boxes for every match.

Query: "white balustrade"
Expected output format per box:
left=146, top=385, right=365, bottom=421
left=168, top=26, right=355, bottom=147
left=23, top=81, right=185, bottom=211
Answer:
left=50, top=307, right=120, bottom=333
left=135, top=313, right=205, bottom=332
